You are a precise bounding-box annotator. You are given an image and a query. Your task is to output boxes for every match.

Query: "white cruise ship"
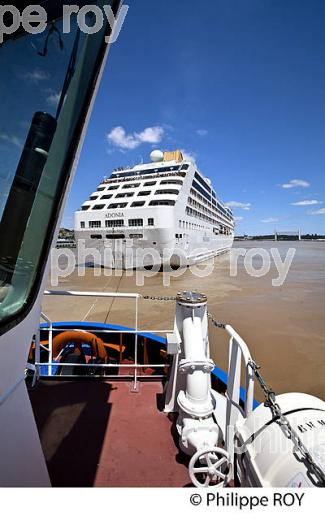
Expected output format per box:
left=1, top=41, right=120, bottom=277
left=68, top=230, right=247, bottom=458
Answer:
left=74, top=150, right=234, bottom=268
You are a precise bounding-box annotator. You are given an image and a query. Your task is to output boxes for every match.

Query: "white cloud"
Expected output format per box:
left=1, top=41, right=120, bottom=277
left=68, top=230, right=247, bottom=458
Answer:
left=135, top=126, right=164, bottom=144
left=23, top=69, right=50, bottom=83
left=281, top=179, right=310, bottom=189
left=291, top=199, right=322, bottom=206
left=308, top=208, right=325, bottom=215
left=107, top=125, right=164, bottom=150
left=261, top=217, right=279, bottom=223
left=234, top=216, right=244, bottom=221
left=107, top=127, right=138, bottom=149
left=181, top=149, right=196, bottom=163
left=225, top=201, right=251, bottom=211
left=196, top=129, right=208, bottom=136
left=0, top=133, right=23, bottom=148
left=46, top=92, right=61, bottom=107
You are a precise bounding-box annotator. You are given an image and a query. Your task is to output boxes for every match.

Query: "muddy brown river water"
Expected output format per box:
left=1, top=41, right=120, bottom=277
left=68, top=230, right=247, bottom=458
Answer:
left=44, top=240, right=325, bottom=401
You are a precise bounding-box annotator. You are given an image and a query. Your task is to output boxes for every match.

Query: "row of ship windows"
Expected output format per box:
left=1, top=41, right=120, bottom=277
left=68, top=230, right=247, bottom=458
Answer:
left=194, top=172, right=216, bottom=198
left=110, top=164, right=190, bottom=179
left=88, top=188, right=179, bottom=201
left=188, top=196, right=232, bottom=224
left=89, top=234, right=144, bottom=240
left=190, top=188, right=232, bottom=219
left=80, top=218, right=154, bottom=228
left=179, top=220, right=207, bottom=231
left=96, top=178, right=183, bottom=192
left=88, top=231, right=228, bottom=241
left=179, top=216, right=231, bottom=235
left=186, top=205, right=222, bottom=227
left=81, top=199, right=176, bottom=210
left=101, top=171, right=187, bottom=189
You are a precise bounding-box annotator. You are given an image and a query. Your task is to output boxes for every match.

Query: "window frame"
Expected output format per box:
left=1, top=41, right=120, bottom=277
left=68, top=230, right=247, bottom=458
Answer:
left=0, top=1, right=122, bottom=335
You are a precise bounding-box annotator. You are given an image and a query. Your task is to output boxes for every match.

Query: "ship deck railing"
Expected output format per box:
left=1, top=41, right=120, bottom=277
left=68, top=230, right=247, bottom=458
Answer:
left=29, top=290, right=257, bottom=416
left=29, top=290, right=173, bottom=390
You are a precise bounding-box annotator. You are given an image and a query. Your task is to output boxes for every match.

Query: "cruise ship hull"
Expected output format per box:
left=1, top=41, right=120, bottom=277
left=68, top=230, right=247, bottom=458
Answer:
left=74, top=149, right=235, bottom=270
left=74, top=229, right=234, bottom=269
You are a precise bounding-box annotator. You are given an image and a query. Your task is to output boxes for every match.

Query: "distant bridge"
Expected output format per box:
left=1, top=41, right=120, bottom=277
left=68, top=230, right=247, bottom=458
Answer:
left=274, top=229, right=301, bottom=241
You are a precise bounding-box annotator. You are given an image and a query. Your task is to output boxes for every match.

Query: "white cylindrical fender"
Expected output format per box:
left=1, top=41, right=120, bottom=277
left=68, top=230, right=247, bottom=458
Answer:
left=235, top=393, right=325, bottom=487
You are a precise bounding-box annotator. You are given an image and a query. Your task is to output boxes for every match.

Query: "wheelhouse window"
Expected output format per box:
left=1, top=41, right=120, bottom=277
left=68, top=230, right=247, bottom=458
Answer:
left=89, top=221, right=102, bottom=228
left=97, top=187, right=105, bottom=191
left=100, top=194, right=113, bottom=200
left=92, top=204, right=105, bottom=210
left=81, top=205, right=90, bottom=211
left=0, top=2, right=121, bottom=331
left=89, top=196, right=98, bottom=200
left=144, top=181, right=156, bottom=186
left=138, top=191, right=151, bottom=196
left=108, top=185, right=119, bottom=190
left=131, top=201, right=145, bottom=207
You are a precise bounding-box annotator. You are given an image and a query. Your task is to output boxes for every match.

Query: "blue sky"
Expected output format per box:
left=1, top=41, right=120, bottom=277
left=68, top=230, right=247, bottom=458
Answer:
left=62, top=0, right=325, bottom=235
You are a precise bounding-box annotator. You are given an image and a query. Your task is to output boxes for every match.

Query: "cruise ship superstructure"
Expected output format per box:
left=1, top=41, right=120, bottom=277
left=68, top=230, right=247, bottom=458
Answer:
left=74, top=150, right=234, bottom=268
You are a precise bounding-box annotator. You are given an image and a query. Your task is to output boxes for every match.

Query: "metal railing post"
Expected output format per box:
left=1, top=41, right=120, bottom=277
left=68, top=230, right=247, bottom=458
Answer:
left=133, top=295, right=139, bottom=390
left=32, top=329, right=41, bottom=387
left=41, top=312, right=53, bottom=376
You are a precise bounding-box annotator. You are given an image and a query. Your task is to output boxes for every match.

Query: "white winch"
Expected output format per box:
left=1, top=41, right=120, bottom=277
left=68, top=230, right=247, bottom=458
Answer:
left=164, top=290, right=325, bottom=489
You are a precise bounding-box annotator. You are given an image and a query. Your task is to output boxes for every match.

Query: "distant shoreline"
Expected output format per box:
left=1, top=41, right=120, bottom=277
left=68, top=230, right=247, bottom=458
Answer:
left=235, top=235, right=325, bottom=241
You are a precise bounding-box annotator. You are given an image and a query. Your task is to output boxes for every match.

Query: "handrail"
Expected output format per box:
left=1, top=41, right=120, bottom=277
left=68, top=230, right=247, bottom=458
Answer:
left=221, top=323, right=255, bottom=480
left=34, top=290, right=170, bottom=387
left=224, top=324, right=255, bottom=418
left=39, top=327, right=173, bottom=335
left=44, top=290, right=141, bottom=299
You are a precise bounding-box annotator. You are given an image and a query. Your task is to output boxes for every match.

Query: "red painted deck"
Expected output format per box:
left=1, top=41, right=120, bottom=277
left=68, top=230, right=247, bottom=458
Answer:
left=29, top=379, right=191, bottom=487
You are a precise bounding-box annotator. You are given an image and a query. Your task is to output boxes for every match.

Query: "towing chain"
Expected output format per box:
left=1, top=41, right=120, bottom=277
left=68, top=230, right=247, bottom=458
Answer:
left=207, top=312, right=226, bottom=329
left=142, top=295, right=176, bottom=301
left=248, top=359, right=325, bottom=487
left=208, top=311, right=325, bottom=486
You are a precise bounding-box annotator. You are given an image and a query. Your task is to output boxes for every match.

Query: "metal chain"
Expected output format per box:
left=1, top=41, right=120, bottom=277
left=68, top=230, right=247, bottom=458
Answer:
left=142, top=295, right=176, bottom=301
left=248, top=359, right=325, bottom=487
left=207, top=312, right=226, bottom=329
left=208, top=312, right=325, bottom=486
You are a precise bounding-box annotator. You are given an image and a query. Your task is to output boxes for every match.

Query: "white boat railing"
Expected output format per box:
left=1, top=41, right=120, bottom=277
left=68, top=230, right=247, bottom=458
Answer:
left=30, top=290, right=256, bottom=411
left=30, top=290, right=174, bottom=390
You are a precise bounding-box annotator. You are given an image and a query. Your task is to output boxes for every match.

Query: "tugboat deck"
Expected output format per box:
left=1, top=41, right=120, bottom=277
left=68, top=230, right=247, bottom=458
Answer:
left=29, top=379, right=191, bottom=487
